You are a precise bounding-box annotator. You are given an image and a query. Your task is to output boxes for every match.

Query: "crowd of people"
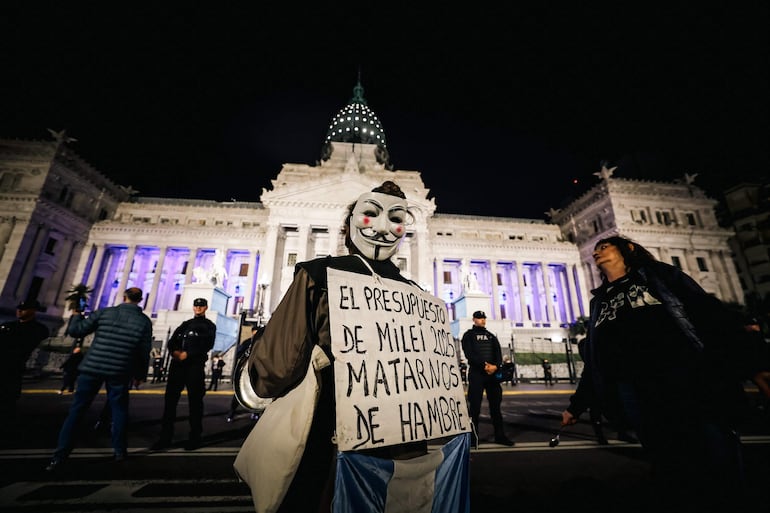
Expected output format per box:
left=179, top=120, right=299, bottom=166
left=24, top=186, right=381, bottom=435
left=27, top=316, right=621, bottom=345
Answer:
left=4, top=180, right=770, bottom=512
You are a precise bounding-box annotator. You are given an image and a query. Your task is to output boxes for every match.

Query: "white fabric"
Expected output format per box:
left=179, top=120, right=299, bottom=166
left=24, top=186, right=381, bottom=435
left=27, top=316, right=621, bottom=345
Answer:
left=233, top=345, right=331, bottom=513
left=385, top=449, right=444, bottom=513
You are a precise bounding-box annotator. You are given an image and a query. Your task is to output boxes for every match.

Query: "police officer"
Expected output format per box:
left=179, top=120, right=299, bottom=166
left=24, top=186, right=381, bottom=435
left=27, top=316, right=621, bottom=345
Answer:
left=151, top=297, right=216, bottom=451
left=461, top=310, right=514, bottom=447
left=1, top=299, right=49, bottom=417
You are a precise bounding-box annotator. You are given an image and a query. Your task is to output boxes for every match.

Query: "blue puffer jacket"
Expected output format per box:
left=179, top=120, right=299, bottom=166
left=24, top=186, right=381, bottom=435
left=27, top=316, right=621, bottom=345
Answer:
left=67, top=303, right=153, bottom=380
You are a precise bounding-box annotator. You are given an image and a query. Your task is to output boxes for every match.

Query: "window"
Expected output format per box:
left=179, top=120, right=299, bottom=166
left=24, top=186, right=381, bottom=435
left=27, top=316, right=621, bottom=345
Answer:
left=655, top=210, right=674, bottom=226
left=443, top=271, right=452, bottom=284
left=287, top=253, right=297, bottom=266
left=685, top=213, right=697, bottom=226
left=671, top=256, right=682, bottom=269
left=632, top=209, right=647, bottom=224
left=239, top=263, right=249, bottom=277
left=696, top=257, right=708, bottom=272
left=396, top=258, right=407, bottom=271
left=44, top=237, right=57, bottom=255
left=0, top=173, right=13, bottom=190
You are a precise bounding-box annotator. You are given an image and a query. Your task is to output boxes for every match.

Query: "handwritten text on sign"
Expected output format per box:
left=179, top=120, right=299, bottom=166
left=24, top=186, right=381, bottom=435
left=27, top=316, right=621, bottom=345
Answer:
left=327, top=268, right=470, bottom=451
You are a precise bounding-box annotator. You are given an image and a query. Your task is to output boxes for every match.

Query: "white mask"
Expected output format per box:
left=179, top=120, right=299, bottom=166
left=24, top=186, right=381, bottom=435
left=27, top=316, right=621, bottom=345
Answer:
left=350, top=191, right=408, bottom=261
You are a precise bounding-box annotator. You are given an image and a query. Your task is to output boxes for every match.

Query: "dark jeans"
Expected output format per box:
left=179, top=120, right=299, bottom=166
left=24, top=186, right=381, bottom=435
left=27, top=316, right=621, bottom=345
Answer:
left=54, top=372, right=130, bottom=458
left=208, top=371, right=222, bottom=391
left=160, top=363, right=206, bottom=440
left=466, top=370, right=504, bottom=436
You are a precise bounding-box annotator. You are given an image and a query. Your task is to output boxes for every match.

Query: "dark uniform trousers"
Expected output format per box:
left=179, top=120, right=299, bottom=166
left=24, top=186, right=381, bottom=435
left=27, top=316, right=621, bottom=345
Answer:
left=160, top=361, right=206, bottom=440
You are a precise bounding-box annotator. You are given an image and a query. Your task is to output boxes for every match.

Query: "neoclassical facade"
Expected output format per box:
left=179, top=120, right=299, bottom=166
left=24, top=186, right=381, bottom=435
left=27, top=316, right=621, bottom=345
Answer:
left=0, top=84, right=742, bottom=358
left=550, top=164, right=742, bottom=302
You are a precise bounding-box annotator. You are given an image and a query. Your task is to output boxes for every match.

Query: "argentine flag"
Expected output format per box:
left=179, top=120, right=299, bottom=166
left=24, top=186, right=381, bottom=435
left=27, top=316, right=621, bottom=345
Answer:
left=333, top=433, right=471, bottom=513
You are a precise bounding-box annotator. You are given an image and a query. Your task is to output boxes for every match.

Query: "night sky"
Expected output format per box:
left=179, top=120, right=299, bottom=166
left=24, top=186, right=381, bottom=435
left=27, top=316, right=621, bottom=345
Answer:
left=2, top=4, right=768, bottom=219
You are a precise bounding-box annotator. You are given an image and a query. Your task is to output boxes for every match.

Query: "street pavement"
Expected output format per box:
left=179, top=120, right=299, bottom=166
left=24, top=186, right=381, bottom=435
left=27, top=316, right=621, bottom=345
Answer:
left=1, top=377, right=768, bottom=512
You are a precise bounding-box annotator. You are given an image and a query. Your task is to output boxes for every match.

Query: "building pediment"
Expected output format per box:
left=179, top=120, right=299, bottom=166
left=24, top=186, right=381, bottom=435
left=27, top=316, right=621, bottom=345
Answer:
left=261, top=162, right=434, bottom=214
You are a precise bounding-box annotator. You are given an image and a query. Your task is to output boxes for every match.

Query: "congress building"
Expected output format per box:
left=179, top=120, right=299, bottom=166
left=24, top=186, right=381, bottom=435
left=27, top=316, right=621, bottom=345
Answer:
left=0, top=81, right=741, bottom=366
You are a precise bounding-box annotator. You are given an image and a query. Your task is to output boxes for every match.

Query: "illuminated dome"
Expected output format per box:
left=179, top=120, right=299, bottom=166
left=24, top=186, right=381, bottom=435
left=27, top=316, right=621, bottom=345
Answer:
left=321, top=80, right=391, bottom=167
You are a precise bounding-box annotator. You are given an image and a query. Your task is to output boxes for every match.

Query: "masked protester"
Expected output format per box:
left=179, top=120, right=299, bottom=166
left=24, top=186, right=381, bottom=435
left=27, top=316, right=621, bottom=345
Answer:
left=239, top=181, right=441, bottom=513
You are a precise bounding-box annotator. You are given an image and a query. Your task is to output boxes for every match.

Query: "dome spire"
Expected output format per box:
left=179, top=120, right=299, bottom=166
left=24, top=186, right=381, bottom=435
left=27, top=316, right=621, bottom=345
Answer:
left=320, top=72, right=391, bottom=168
left=350, top=68, right=367, bottom=104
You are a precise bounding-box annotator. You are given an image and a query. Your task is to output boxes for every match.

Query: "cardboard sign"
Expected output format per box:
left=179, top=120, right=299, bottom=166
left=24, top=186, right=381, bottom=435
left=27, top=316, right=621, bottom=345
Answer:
left=327, top=268, right=470, bottom=451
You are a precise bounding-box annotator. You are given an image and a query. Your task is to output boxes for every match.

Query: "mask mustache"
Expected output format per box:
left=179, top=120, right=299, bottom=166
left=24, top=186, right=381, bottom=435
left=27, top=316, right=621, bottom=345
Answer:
left=361, top=229, right=397, bottom=244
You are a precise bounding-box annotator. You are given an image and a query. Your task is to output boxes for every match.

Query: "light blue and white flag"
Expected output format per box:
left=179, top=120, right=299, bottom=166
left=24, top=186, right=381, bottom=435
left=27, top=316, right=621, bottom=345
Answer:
left=333, top=433, right=471, bottom=513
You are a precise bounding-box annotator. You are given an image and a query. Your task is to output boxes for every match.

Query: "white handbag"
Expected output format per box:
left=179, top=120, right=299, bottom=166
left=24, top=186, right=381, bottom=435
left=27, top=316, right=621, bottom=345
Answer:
left=233, top=345, right=331, bottom=513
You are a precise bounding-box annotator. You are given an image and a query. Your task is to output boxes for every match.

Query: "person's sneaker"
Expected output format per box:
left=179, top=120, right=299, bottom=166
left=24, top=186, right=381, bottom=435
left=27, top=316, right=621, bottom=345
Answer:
left=45, top=457, right=63, bottom=472
left=494, top=436, right=515, bottom=447
left=150, top=439, right=172, bottom=451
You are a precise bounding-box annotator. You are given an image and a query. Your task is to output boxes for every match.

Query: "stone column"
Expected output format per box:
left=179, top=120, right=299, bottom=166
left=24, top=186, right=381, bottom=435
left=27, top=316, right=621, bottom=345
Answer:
left=568, top=263, right=584, bottom=320
left=516, top=262, right=528, bottom=324
left=147, top=246, right=168, bottom=313
left=185, top=248, right=199, bottom=284
left=540, top=262, right=554, bottom=324
left=85, top=243, right=107, bottom=292
left=42, top=238, right=75, bottom=308
left=259, top=222, right=279, bottom=311
left=490, top=261, right=500, bottom=319
left=413, top=226, right=432, bottom=291
left=15, top=224, right=48, bottom=299
left=243, top=249, right=257, bottom=312
left=296, top=225, right=309, bottom=263
left=115, top=245, right=137, bottom=304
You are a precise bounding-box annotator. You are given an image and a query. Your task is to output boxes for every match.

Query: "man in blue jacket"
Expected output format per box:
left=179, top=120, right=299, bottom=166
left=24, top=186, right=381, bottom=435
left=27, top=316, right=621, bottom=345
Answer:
left=46, top=287, right=152, bottom=471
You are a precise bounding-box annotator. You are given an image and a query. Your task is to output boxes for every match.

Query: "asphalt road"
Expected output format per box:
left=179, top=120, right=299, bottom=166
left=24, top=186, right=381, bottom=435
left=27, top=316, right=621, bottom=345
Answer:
left=1, top=378, right=768, bottom=512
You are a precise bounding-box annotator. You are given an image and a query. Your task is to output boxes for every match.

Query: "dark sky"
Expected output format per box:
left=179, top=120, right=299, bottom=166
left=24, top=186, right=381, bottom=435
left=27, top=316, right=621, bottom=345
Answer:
left=2, top=4, right=768, bottom=219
